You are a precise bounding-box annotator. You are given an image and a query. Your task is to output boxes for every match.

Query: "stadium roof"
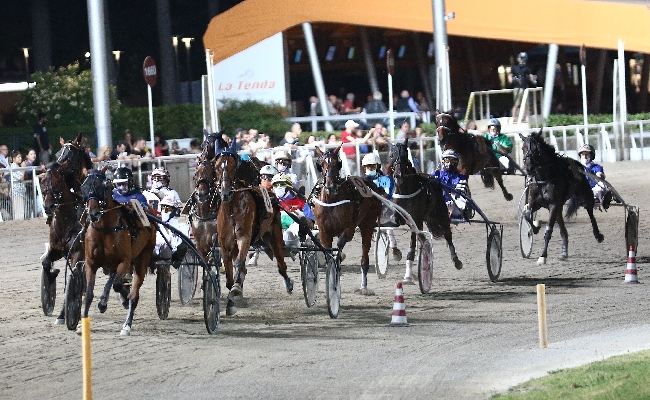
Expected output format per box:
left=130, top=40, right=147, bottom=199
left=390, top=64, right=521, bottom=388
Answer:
left=203, top=0, right=650, bottom=64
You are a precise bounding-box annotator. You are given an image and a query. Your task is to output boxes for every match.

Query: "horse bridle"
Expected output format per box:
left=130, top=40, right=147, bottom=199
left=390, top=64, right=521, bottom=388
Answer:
left=318, top=151, right=341, bottom=180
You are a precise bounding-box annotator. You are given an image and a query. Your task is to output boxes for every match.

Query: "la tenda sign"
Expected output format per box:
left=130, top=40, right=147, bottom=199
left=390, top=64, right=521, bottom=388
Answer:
left=212, top=33, right=286, bottom=106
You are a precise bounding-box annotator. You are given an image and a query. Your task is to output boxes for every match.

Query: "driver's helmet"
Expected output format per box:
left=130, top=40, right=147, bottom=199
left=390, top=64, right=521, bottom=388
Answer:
left=259, top=164, right=279, bottom=181
left=517, top=52, right=528, bottom=63
left=441, top=149, right=459, bottom=171
left=113, top=167, right=133, bottom=194
left=361, top=153, right=381, bottom=167
left=159, top=194, right=182, bottom=220
left=151, top=167, right=170, bottom=184
left=271, top=174, right=293, bottom=188
left=487, top=118, right=501, bottom=134
left=274, top=151, right=292, bottom=165
left=578, top=143, right=595, bottom=159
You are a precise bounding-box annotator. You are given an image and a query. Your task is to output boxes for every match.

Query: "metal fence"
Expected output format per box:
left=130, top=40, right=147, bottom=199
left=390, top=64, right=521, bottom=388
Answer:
left=0, top=165, right=43, bottom=221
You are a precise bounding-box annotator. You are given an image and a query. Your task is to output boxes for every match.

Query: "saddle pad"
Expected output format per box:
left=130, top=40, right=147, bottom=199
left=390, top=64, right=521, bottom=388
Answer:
left=260, top=186, right=273, bottom=213
left=129, top=199, right=150, bottom=227
left=348, top=176, right=374, bottom=198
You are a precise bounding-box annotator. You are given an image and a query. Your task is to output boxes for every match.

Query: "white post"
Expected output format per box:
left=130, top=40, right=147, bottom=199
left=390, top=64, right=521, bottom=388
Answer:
left=542, top=44, right=559, bottom=119
left=147, top=84, right=155, bottom=153
left=613, top=61, right=620, bottom=161
left=302, top=23, right=332, bottom=132
left=581, top=64, right=588, bottom=131
left=618, top=39, right=628, bottom=160
left=87, top=0, right=112, bottom=151
left=388, top=73, right=394, bottom=139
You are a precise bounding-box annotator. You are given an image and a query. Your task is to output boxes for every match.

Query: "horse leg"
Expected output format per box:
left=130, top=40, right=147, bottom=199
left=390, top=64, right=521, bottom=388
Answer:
left=355, top=224, right=375, bottom=295
left=557, top=215, right=569, bottom=260
left=77, top=267, right=96, bottom=334
left=267, top=225, right=294, bottom=294
left=493, top=170, right=514, bottom=201
left=41, top=249, right=61, bottom=283
left=121, top=261, right=146, bottom=336
left=97, top=271, right=116, bottom=313
left=538, top=205, right=560, bottom=265
left=230, top=238, right=249, bottom=299
left=586, top=206, right=605, bottom=243
left=403, top=232, right=417, bottom=284
left=444, top=227, right=463, bottom=270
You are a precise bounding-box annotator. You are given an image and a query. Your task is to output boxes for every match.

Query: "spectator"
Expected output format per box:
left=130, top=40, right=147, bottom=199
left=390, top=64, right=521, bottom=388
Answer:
left=0, top=144, right=9, bottom=169
left=363, top=91, right=388, bottom=126
left=170, top=140, right=186, bottom=155
left=279, top=130, right=300, bottom=150
left=396, top=120, right=412, bottom=140
left=33, top=112, right=51, bottom=166
left=309, top=96, right=320, bottom=116
left=369, top=123, right=389, bottom=151
left=10, top=150, right=26, bottom=220
left=415, top=91, right=431, bottom=122
left=111, top=141, right=130, bottom=160
left=395, top=90, right=419, bottom=113
left=189, top=139, right=202, bottom=154
left=326, top=134, right=339, bottom=145
left=23, top=149, right=45, bottom=180
left=340, top=120, right=371, bottom=171
left=341, top=93, right=361, bottom=114
left=508, top=52, right=537, bottom=121
left=130, top=138, right=151, bottom=158
left=327, top=94, right=340, bottom=115
left=93, top=145, right=112, bottom=163
left=154, top=132, right=170, bottom=157
left=123, top=129, right=134, bottom=153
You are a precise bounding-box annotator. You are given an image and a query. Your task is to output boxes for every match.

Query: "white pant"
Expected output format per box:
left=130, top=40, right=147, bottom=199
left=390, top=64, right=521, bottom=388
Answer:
left=283, top=222, right=301, bottom=247
left=499, top=156, right=509, bottom=170
left=593, top=183, right=606, bottom=204
left=447, top=196, right=467, bottom=219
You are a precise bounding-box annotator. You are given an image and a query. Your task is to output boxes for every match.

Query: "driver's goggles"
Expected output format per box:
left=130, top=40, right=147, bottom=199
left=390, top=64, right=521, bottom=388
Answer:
left=160, top=205, right=175, bottom=212
left=364, top=165, right=377, bottom=170
left=152, top=175, right=166, bottom=181
left=260, top=175, right=273, bottom=181
left=116, top=182, right=129, bottom=189
left=275, top=160, right=291, bottom=166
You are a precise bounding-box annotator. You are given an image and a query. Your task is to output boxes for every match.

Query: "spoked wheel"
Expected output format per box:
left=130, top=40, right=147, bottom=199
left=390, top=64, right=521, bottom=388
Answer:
left=203, top=267, right=221, bottom=334
left=418, top=238, right=434, bottom=294
left=65, top=264, right=84, bottom=331
left=519, top=212, right=534, bottom=259
left=300, top=240, right=319, bottom=308
left=156, top=264, right=171, bottom=320
left=516, top=187, right=529, bottom=220
left=178, top=252, right=199, bottom=305
left=374, top=229, right=389, bottom=278
left=325, top=255, right=341, bottom=319
left=487, top=226, right=503, bottom=282
left=41, top=267, right=56, bottom=317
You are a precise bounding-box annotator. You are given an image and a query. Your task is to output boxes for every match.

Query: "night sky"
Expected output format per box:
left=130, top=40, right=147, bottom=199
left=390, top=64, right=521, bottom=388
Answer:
left=0, top=0, right=243, bottom=106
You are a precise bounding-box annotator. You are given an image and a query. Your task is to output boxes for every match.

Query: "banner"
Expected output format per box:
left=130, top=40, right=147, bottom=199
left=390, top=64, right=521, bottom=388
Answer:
left=212, top=33, right=286, bottom=106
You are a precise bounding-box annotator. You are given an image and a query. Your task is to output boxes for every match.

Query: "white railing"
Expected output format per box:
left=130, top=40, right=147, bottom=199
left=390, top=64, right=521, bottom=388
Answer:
left=465, top=87, right=544, bottom=126
left=285, top=111, right=422, bottom=134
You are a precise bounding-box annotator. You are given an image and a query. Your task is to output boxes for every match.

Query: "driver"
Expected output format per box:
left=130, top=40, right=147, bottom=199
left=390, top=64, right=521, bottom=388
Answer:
left=361, top=153, right=402, bottom=262
left=430, top=150, right=469, bottom=220
left=483, top=118, right=513, bottom=173
left=578, top=144, right=609, bottom=207
left=144, top=167, right=181, bottom=213
left=259, top=164, right=279, bottom=190
left=272, top=174, right=315, bottom=249
left=153, top=194, right=189, bottom=269
left=273, top=150, right=299, bottom=187
left=112, top=167, right=149, bottom=209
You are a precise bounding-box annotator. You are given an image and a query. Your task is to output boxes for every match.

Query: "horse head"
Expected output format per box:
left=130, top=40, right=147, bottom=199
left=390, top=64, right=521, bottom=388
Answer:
left=520, top=130, right=551, bottom=175
left=194, top=159, right=217, bottom=203
left=214, top=139, right=240, bottom=202
left=81, top=167, right=110, bottom=223
left=42, top=162, right=67, bottom=216
left=315, top=145, right=343, bottom=195
left=389, top=138, right=412, bottom=185
left=200, top=129, right=228, bottom=161
left=434, top=111, right=462, bottom=146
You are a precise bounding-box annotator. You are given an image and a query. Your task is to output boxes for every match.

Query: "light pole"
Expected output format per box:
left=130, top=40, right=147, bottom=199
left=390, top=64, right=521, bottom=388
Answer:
left=172, top=36, right=180, bottom=102
left=22, top=48, right=29, bottom=81
left=112, top=50, right=122, bottom=98
left=182, top=37, right=193, bottom=103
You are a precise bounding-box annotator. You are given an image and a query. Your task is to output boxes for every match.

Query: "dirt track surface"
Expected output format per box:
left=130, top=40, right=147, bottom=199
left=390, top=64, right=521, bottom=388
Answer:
left=2, top=161, right=650, bottom=399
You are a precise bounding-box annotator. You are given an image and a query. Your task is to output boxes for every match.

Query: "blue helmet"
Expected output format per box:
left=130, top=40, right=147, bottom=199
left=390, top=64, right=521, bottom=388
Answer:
left=442, top=149, right=459, bottom=171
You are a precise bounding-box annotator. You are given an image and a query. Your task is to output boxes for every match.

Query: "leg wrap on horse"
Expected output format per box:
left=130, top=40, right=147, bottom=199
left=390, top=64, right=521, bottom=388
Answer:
left=406, top=248, right=416, bottom=262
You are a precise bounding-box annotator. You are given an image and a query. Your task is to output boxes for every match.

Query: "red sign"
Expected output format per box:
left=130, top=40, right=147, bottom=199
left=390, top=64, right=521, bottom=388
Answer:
left=386, top=49, right=395, bottom=75
left=143, top=56, right=157, bottom=87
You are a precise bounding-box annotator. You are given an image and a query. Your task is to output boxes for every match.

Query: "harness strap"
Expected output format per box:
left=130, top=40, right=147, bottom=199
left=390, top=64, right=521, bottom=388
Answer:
left=392, top=187, right=422, bottom=199
left=311, top=198, right=352, bottom=207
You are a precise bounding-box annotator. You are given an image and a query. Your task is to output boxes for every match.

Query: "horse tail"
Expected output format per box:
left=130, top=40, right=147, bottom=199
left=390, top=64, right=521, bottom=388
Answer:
left=565, top=196, right=580, bottom=219
left=480, top=170, right=495, bottom=189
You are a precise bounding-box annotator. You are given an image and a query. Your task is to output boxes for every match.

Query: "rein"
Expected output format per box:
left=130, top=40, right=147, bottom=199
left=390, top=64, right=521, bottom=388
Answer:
left=311, top=197, right=352, bottom=207
left=392, top=187, right=422, bottom=199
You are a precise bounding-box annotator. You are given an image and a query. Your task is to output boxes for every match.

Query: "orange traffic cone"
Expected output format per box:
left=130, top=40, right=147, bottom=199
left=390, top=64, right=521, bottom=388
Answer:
left=390, top=282, right=409, bottom=326
left=625, top=246, right=639, bottom=284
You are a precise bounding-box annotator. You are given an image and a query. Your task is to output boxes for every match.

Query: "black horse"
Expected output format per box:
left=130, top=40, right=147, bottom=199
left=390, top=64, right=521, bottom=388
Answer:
left=520, top=131, right=604, bottom=264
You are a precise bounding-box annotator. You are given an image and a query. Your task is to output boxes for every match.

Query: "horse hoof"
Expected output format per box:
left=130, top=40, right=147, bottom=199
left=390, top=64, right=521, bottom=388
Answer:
left=537, top=257, right=547, bottom=265
left=229, top=286, right=243, bottom=300
left=402, top=277, right=416, bottom=285
left=120, top=325, right=131, bottom=336
left=75, top=324, right=82, bottom=335
left=597, top=234, right=604, bottom=243
left=392, top=248, right=403, bottom=262
left=560, top=254, right=568, bottom=260
left=219, top=265, right=225, bottom=274
left=454, top=259, right=463, bottom=270
left=226, top=299, right=237, bottom=316
left=285, top=279, right=294, bottom=294
left=354, top=287, right=375, bottom=296
left=532, top=224, right=541, bottom=235
left=505, top=193, right=514, bottom=201
left=97, top=302, right=107, bottom=313
left=54, top=318, right=65, bottom=326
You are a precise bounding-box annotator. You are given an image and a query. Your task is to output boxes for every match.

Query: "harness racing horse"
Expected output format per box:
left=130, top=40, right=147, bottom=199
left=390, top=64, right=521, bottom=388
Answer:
left=435, top=112, right=513, bottom=201
left=41, top=162, right=85, bottom=322
left=389, top=139, right=463, bottom=273
left=311, top=145, right=382, bottom=294
left=520, top=131, right=604, bottom=264
left=189, top=159, right=220, bottom=271
left=80, top=169, right=156, bottom=335
left=214, top=143, right=293, bottom=315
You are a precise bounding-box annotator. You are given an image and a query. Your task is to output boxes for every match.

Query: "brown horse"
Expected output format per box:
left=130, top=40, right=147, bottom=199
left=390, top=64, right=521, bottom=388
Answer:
left=80, top=169, right=156, bottom=335
left=188, top=159, right=220, bottom=270
left=41, top=162, right=85, bottom=322
left=214, top=147, right=293, bottom=316
left=435, top=112, right=513, bottom=201
left=389, top=139, right=463, bottom=276
left=311, top=145, right=382, bottom=293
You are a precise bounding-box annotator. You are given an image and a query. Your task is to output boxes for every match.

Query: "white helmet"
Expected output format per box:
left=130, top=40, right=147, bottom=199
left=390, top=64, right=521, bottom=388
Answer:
left=442, top=149, right=459, bottom=160
left=160, top=194, right=183, bottom=209
left=260, top=164, right=279, bottom=176
left=271, top=174, right=294, bottom=188
left=151, top=167, right=170, bottom=181
left=361, top=153, right=381, bottom=167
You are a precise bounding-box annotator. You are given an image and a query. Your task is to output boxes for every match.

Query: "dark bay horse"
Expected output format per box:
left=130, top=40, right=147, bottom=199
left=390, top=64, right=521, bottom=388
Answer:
left=214, top=146, right=293, bottom=315
left=311, top=145, right=382, bottom=294
left=41, top=162, right=85, bottom=322
left=520, top=131, right=604, bottom=264
left=189, top=159, right=220, bottom=271
left=435, top=112, right=513, bottom=201
left=389, top=139, right=463, bottom=273
left=80, top=169, right=156, bottom=335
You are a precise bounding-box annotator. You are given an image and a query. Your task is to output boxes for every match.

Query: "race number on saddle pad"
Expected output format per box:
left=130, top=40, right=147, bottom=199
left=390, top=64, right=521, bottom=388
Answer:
left=260, top=187, right=274, bottom=213
left=129, top=199, right=151, bottom=227
left=348, top=176, right=374, bottom=198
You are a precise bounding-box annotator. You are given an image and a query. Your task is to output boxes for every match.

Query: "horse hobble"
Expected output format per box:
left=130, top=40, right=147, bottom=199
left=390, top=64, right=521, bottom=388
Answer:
left=520, top=131, right=604, bottom=264
left=312, top=146, right=382, bottom=294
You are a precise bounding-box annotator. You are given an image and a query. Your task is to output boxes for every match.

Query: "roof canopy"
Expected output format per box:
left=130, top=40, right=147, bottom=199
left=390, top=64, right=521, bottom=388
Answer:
left=204, top=0, right=650, bottom=64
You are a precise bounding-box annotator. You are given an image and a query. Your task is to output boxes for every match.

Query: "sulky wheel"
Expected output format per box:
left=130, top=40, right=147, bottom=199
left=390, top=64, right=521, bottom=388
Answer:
left=487, top=226, right=503, bottom=282
left=203, top=267, right=221, bottom=334
left=300, top=240, right=319, bottom=308
left=156, top=264, right=171, bottom=320
left=325, top=255, right=341, bottom=319
left=374, top=230, right=389, bottom=279
left=519, top=212, right=534, bottom=259
left=418, top=238, right=434, bottom=294
left=65, top=264, right=84, bottom=331
left=41, top=267, right=56, bottom=317
left=178, top=252, right=200, bottom=305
